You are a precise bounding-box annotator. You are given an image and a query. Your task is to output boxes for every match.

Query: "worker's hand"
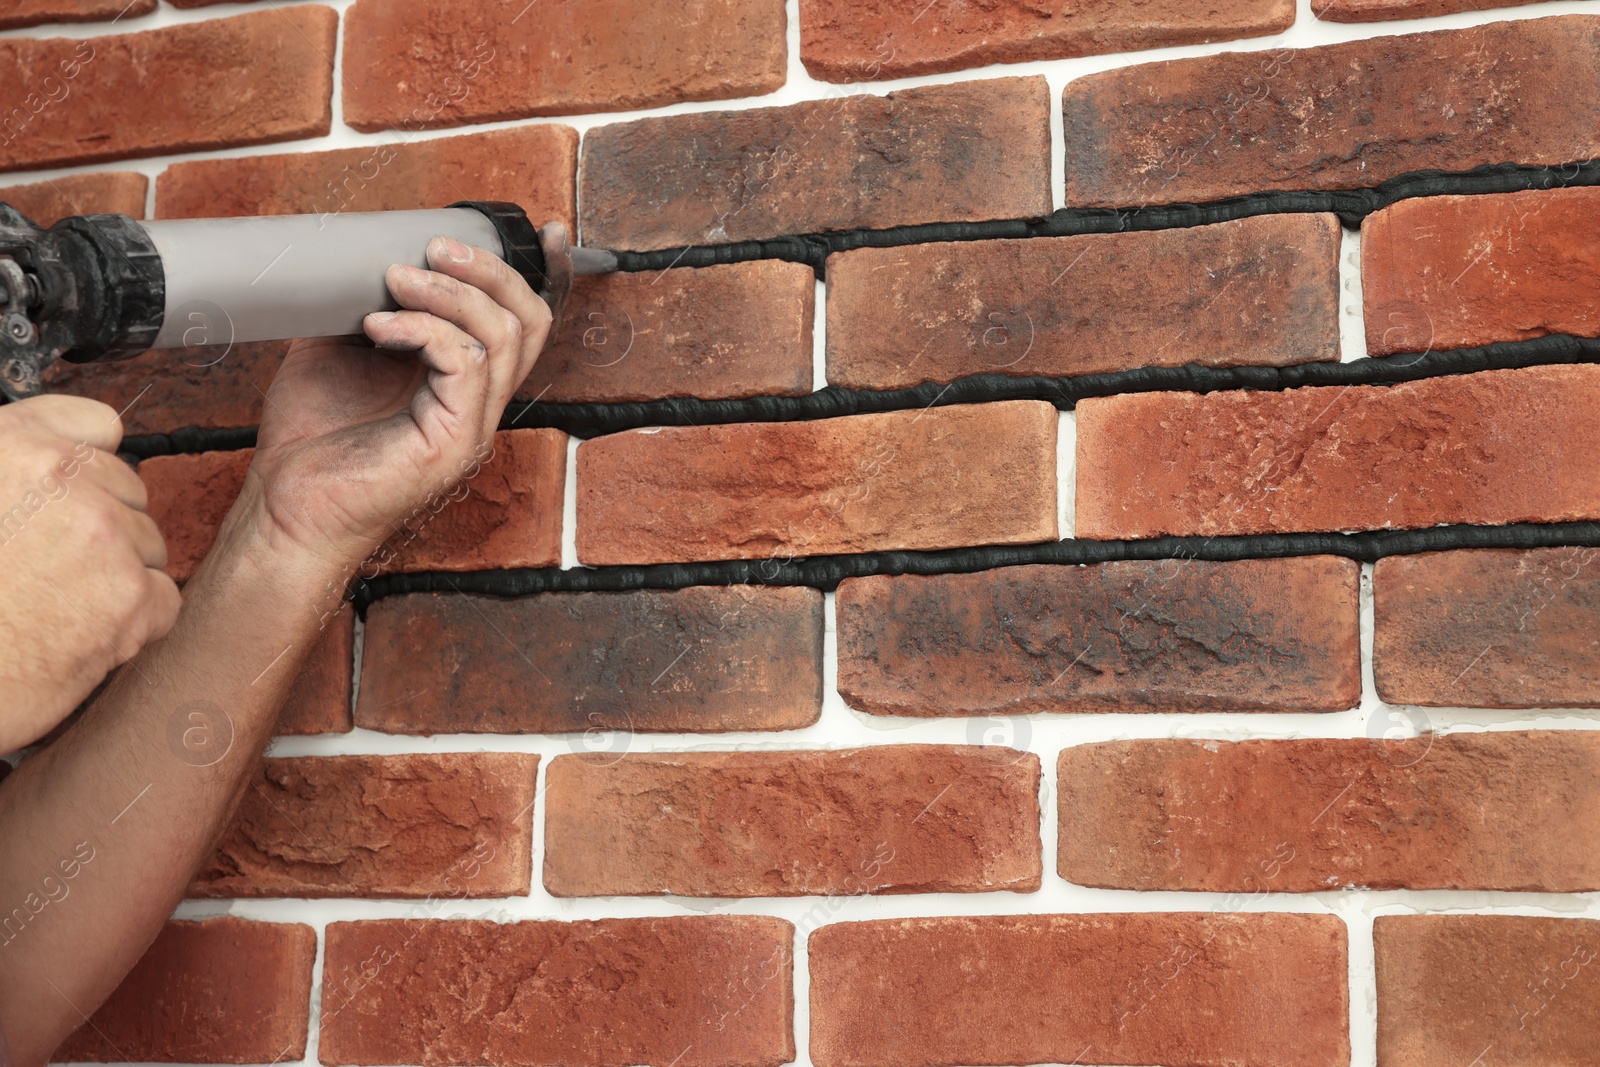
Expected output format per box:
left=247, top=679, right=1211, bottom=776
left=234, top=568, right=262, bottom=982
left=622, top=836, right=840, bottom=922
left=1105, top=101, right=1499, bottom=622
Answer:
left=238, top=223, right=573, bottom=582
left=0, top=396, right=181, bottom=751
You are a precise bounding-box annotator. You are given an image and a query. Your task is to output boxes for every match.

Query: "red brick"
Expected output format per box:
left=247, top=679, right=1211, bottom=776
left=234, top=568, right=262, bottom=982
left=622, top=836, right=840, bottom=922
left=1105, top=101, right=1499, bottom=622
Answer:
left=155, top=125, right=579, bottom=235
left=141, top=429, right=565, bottom=583
left=827, top=214, right=1340, bottom=390
left=581, top=76, right=1052, bottom=253
left=544, top=746, right=1039, bottom=897
left=0, top=0, right=154, bottom=31
left=1363, top=188, right=1600, bottom=358
left=1061, top=16, right=1600, bottom=208
left=1075, top=366, right=1600, bottom=539
left=1060, top=732, right=1600, bottom=893
left=0, top=8, right=336, bottom=173
left=1374, top=548, right=1600, bottom=708
left=340, top=0, right=785, bottom=134
left=1315, top=0, right=1548, bottom=20
left=1377, top=914, right=1600, bottom=1067
left=320, top=916, right=793, bottom=1067
left=45, top=342, right=285, bottom=439
left=577, top=400, right=1057, bottom=565
left=54, top=917, right=314, bottom=1064
left=276, top=603, right=353, bottom=735
left=802, top=0, right=1293, bottom=82
left=0, top=171, right=146, bottom=225
left=517, top=261, right=814, bottom=404
left=358, top=587, right=822, bottom=735
left=838, top=557, right=1360, bottom=716
left=192, top=753, right=535, bottom=898
left=809, top=913, right=1349, bottom=1067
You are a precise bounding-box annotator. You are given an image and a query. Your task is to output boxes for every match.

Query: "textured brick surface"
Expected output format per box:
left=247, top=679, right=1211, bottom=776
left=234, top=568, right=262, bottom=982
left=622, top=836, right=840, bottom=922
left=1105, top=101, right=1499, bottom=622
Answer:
left=517, top=261, right=814, bottom=404
left=1076, top=366, right=1600, bottom=538
left=544, top=746, right=1040, bottom=897
left=1374, top=548, right=1600, bottom=708
left=140, top=447, right=251, bottom=584
left=810, top=913, right=1349, bottom=1067
left=341, top=0, right=785, bottom=132
left=358, top=587, right=822, bottom=734
left=45, top=342, right=284, bottom=439
left=320, top=917, right=794, bottom=1067
left=192, top=753, right=536, bottom=898
left=0, top=171, right=147, bottom=225
left=54, top=917, right=315, bottom=1064
left=581, top=76, right=1052, bottom=252
left=802, top=0, right=1294, bottom=81
left=1315, top=0, right=1548, bottom=19
left=1363, top=188, right=1600, bottom=357
left=1059, top=732, right=1600, bottom=893
left=577, top=400, right=1057, bottom=565
left=276, top=603, right=354, bottom=735
left=838, top=557, right=1361, bottom=716
left=156, top=125, right=579, bottom=234
left=1377, top=915, right=1600, bottom=1067
left=827, top=214, right=1340, bottom=389
left=1061, top=16, right=1600, bottom=207
left=0, top=0, right=154, bottom=30
left=0, top=7, right=336, bottom=173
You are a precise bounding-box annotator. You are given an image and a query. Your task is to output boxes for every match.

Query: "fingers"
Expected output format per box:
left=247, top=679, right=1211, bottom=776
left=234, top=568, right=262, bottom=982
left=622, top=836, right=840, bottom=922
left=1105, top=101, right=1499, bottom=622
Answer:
left=115, top=504, right=168, bottom=570
left=78, top=451, right=147, bottom=510
left=10, top=394, right=125, bottom=452
left=134, top=568, right=183, bottom=649
left=362, top=306, right=493, bottom=445
left=423, top=236, right=553, bottom=403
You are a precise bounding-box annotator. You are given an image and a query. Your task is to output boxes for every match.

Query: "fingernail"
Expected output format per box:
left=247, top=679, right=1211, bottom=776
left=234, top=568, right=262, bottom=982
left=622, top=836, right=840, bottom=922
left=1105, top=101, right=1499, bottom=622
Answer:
left=435, top=236, right=473, bottom=264
left=369, top=311, right=396, bottom=325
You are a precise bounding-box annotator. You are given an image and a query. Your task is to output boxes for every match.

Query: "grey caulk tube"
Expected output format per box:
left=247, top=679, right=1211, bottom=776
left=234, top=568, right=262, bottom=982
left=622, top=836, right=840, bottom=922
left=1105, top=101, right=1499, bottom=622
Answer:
left=141, top=208, right=504, bottom=349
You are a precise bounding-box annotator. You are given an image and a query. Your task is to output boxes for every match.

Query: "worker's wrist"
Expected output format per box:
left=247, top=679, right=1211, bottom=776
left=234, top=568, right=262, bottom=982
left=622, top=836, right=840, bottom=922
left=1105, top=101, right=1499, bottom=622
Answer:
left=190, top=477, right=355, bottom=618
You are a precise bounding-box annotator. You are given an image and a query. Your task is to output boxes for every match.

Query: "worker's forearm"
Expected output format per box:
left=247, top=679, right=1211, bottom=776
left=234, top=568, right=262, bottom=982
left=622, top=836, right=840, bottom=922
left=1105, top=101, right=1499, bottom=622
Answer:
left=0, top=480, right=346, bottom=1067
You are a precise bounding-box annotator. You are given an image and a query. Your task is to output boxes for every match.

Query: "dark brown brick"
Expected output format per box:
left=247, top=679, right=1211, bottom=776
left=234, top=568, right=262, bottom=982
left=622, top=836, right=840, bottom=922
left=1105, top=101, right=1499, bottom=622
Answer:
left=320, top=917, right=794, bottom=1066
left=1376, top=915, right=1600, bottom=1067
left=0, top=7, right=336, bottom=173
left=1075, top=366, right=1600, bottom=539
left=826, top=214, right=1340, bottom=390
left=1061, top=16, right=1600, bottom=207
left=191, top=753, right=535, bottom=899
left=155, top=125, right=578, bottom=235
left=0, top=170, right=146, bottom=225
left=0, top=0, right=154, bottom=31
left=517, top=261, right=814, bottom=405
left=577, top=400, right=1057, bottom=565
left=53, top=917, right=314, bottom=1064
left=45, top=343, right=285, bottom=439
left=1374, top=547, right=1600, bottom=708
left=581, top=76, right=1052, bottom=252
left=358, top=586, right=822, bottom=734
left=340, top=0, right=785, bottom=133
left=838, top=557, right=1360, bottom=716
left=1315, top=0, right=1548, bottom=20
left=810, top=913, right=1349, bottom=1067
left=276, top=603, right=353, bottom=735
left=803, top=0, right=1294, bottom=81
left=544, top=746, right=1039, bottom=897
left=1363, top=188, right=1600, bottom=357
left=1059, top=732, right=1600, bottom=893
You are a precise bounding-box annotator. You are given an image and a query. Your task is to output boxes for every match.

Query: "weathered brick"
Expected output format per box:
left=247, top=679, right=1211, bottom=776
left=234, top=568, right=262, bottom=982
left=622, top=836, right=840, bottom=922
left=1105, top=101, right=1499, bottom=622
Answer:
left=341, top=0, right=785, bottom=133
left=1076, top=366, right=1600, bottom=538
left=54, top=917, right=314, bottom=1064
left=276, top=603, right=354, bottom=735
left=517, top=261, right=814, bottom=404
left=358, top=587, right=822, bottom=734
left=141, top=429, right=565, bottom=582
left=827, top=214, right=1340, bottom=390
left=1059, top=732, right=1600, bottom=893
left=0, top=0, right=154, bottom=31
left=802, top=0, right=1293, bottom=82
left=320, top=917, right=794, bottom=1067
left=192, top=753, right=535, bottom=899
left=1376, top=915, right=1600, bottom=1067
left=1315, top=0, right=1547, bottom=20
left=544, top=746, right=1039, bottom=897
left=838, top=557, right=1360, bottom=716
left=0, top=171, right=146, bottom=225
left=1374, top=548, right=1600, bottom=708
left=577, top=400, right=1057, bottom=565
left=810, top=913, right=1349, bottom=1067
left=581, top=76, right=1052, bottom=252
left=0, top=7, right=336, bottom=173
left=1061, top=16, right=1600, bottom=207
left=46, top=343, right=285, bottom=439
left=1363, top=188, right=1600, bottom=357
left=155, top=125, right=578, bottom=235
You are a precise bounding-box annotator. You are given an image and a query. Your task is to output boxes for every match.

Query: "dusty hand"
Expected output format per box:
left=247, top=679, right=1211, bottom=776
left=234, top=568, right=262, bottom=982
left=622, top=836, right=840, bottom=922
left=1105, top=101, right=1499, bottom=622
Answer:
left=0, top=396, right=181, bottom=749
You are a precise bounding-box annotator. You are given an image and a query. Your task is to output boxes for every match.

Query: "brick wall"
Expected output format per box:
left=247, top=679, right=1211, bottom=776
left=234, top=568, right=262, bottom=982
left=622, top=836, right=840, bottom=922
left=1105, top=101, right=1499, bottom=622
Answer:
left=5, top=2, right=1600, bottom=1066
